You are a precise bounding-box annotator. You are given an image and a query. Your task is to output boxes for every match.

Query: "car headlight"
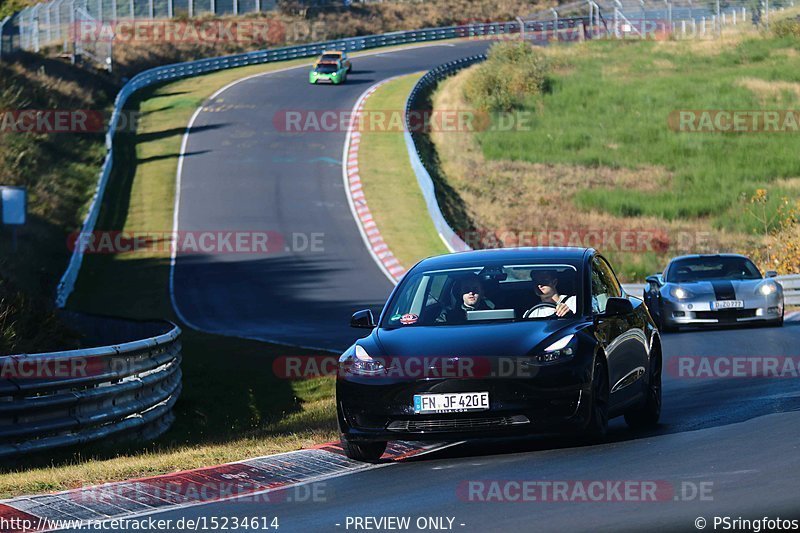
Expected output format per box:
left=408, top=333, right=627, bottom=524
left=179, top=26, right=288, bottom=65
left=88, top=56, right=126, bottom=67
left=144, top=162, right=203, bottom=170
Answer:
left=670, top=286, right=693, bottom=299
left=533, top=334, right=576, bottom=364
left=757, top=281, right=778, bottom=296
left=339, top=344, right=384, bottom=375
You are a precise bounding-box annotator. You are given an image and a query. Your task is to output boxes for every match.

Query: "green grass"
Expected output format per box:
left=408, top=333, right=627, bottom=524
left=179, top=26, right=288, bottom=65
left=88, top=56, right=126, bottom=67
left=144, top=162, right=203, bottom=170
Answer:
left=475, top=37, right=800, bottom=234
left=358, top=73, right=451, bottom=269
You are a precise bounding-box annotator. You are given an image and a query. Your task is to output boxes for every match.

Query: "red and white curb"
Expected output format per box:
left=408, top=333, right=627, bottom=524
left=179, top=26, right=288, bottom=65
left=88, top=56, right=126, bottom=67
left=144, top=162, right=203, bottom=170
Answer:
left=787, top=310, right=800, bottom=323
left=342, top=78, right=407, bottom=285
left=0, top=441, right=448, bottom=532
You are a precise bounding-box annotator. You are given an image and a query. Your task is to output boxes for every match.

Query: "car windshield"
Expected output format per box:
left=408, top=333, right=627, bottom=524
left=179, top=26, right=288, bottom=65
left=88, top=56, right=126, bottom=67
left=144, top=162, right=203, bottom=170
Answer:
left=666, top=256, right=762, bottom=283
left=321, top=54, right=341, bottom=61
left=382, top=262, right=580, bottom=327
left=316, top=63, right=339, bottom=73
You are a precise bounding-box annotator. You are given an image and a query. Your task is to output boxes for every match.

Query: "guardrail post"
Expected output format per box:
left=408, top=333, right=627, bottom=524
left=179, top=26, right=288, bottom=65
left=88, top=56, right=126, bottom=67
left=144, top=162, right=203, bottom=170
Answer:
left=0, top=16, right=8, bottom=60
left=167, top=0, right=173, bottom=18
left=188, top=0, right=193, bottom=17
left=148, top=0, right=154, bottom=18
left=210, top=0, right=215, bottom=15
left=45, top=1, right=52, bottom=45
left=32, top=5, right=40, bottom=52
left=233, top=0, right=238, bottom=15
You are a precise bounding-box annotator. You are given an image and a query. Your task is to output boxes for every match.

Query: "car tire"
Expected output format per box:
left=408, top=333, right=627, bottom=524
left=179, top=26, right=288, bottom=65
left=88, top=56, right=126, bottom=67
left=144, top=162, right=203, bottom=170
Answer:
left=342, top=439, right=387, bottom=462
left=584, top=358, right=609, bottom=442
left=624, top=350, right=661, bottom=429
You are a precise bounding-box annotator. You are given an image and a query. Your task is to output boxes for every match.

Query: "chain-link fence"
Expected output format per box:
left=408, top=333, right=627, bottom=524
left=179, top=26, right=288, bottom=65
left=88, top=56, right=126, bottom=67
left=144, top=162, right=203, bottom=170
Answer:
left=0, top=0, right=796, bottom=65
left=522, top=0, right=796, bottom=40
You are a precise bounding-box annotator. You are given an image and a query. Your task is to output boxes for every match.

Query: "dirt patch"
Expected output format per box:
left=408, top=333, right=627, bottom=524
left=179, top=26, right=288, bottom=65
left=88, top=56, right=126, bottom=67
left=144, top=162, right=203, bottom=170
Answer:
left=737, top=76, right=800, bottom=104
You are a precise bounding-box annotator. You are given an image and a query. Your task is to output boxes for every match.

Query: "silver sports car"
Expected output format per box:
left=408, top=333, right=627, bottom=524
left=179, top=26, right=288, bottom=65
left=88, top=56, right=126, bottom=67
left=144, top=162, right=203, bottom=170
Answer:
left=643, top=254, right=784, bottom=331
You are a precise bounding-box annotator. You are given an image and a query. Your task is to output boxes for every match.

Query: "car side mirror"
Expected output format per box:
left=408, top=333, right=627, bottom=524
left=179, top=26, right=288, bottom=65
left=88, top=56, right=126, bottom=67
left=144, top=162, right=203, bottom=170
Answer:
left=350, top=309, right=376, bottom=329
left=600, top=297, right=634, bottom=318
left=765, top=270, right=778, bottom=278
left=645, top=274, right=663, bottom=286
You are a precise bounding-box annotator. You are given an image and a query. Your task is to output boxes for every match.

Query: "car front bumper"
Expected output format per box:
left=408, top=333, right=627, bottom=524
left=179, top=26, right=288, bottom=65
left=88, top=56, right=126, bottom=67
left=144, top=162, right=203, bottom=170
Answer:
left=336, top=359, right=595, bottom=442
left=662, top=294, right=783, bottom=327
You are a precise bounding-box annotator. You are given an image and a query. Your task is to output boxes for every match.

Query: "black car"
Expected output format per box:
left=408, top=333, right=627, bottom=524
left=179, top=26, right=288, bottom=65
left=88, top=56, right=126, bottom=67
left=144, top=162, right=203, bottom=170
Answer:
left=336, top=247, right=662, bottom=461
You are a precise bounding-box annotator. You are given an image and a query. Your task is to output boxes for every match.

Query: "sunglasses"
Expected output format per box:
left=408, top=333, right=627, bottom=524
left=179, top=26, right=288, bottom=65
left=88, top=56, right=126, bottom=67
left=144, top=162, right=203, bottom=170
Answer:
left=463, top=286, right=481, bottom=293
left=533, top=279, right=556, bottom=285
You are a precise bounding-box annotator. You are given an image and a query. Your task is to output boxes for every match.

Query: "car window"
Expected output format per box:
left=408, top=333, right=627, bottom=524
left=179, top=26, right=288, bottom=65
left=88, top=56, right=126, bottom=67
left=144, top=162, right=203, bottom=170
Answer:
left=665, top=256, right=762, bottom=283
left=591, top=256, right=620, bottom=314
left=316, top=63, right=339, bottom=73
left=382, top=261, right=580, bottom=327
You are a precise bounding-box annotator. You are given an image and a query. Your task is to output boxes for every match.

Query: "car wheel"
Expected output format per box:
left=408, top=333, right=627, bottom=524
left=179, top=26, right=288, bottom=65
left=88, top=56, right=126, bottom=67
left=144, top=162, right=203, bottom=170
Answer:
left=585, top=358, right=609, bottom=442
left=624, top=350, right=661, bottom=429
left=342, top=439, right=387, bottom=462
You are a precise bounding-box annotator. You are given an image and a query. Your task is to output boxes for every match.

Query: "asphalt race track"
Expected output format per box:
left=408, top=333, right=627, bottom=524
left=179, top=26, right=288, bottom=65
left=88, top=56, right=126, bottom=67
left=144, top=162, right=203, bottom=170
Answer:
left=172, top=41, right=490, bottom=350
left=85, top=325, right=800, bottom=532
left=164, top=41, right=800, bottom=531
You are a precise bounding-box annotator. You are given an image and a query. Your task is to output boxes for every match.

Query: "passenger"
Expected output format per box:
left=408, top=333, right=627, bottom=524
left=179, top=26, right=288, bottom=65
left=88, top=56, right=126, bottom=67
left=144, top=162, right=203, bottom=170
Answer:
left=436, top=275, right=491, bottom=324
left=525, top=270, right=577, bottom=318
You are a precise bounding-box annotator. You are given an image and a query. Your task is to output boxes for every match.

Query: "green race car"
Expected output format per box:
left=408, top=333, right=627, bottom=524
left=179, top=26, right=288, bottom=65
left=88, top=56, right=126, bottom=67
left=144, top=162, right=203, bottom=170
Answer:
left=309, top=60, right=348, bottom=85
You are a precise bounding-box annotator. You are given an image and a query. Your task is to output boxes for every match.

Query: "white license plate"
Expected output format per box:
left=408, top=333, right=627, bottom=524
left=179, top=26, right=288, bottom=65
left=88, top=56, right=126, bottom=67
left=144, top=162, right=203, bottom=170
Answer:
left=413, top=392, right=489, bottom=414
left=713, top=300, right=744, bottom=309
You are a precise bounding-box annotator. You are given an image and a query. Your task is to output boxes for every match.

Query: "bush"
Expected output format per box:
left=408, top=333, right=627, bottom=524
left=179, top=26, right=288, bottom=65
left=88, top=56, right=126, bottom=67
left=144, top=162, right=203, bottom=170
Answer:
left=463, top=41, right=550, bottom=111
left=772, top=17, right=800, bottom=39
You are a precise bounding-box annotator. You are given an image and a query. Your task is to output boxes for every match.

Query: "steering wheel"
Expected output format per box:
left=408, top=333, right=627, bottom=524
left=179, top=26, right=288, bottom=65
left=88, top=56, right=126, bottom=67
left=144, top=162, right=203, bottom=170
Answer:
left=524, top=302, right=557, bottom=319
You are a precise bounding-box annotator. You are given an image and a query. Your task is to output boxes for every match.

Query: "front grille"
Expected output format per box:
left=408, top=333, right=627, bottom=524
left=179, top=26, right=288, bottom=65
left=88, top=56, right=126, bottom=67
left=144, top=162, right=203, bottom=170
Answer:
left=387, top=415, right=530, bottom=433
left=694, top=309, right=757, bottom=321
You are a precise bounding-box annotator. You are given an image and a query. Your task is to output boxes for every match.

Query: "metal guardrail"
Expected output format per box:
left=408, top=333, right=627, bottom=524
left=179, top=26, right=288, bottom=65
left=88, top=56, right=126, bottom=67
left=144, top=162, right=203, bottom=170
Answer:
left=0, top=320, right=181, bottom=458
left=403, top=54, right=487, bottom=254
left=625, top=275, right=800, bottom=305
left=54, top=21, right=533, bottom=307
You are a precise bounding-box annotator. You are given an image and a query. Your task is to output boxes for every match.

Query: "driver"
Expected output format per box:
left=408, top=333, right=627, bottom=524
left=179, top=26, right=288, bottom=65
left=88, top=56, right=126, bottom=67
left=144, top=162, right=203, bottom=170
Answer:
left=436, top=275, right=491, bottom=324
left=524, top=270, right=577, bottom=318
